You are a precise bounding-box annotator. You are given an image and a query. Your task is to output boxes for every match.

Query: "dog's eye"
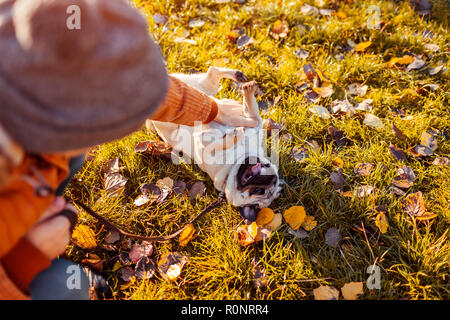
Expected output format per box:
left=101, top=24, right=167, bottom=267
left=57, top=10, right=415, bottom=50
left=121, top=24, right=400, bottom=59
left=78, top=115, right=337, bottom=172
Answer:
left=250, top=187, right=265, bottom=195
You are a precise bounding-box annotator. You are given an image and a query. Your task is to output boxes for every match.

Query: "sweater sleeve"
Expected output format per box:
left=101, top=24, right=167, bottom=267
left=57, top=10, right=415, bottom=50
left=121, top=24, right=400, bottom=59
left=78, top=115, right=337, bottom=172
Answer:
left=1, top=237, right=51, bottom=294
left=150, top=76, right=218, bottom=126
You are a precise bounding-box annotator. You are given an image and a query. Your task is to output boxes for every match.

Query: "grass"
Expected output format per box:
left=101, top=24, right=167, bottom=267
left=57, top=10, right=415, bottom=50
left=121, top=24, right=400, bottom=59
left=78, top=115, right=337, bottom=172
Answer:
left=65, top=0, right=449, bottom=300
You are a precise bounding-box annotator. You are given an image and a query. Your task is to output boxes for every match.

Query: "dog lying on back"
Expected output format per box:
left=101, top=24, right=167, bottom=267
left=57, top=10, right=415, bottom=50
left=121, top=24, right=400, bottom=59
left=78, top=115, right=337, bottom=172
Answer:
left=148, top=67, right=282, bottom=221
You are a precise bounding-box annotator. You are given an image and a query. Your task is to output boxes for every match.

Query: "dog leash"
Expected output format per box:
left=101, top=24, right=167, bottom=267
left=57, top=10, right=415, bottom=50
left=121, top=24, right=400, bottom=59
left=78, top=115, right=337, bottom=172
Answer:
left=72, top=194, right=225, bottom=242
left=24, top=164, right=225, bottom=242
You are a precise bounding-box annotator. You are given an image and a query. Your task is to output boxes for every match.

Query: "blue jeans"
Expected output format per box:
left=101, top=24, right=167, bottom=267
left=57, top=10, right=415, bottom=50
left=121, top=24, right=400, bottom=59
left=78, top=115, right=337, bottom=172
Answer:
left=29, top=259, right=90, bottom=300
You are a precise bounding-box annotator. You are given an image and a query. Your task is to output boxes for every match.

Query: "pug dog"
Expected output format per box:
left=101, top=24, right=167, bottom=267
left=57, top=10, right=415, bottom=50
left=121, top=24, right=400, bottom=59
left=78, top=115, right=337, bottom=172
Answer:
left=148, top=67, right=283, bottom=222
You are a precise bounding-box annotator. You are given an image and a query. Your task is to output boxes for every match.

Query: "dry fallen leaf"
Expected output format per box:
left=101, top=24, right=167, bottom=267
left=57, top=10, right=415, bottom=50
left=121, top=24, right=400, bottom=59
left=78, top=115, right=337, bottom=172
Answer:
left=256, top=208, right=275, bottom=227
left=364, top=113, right=384, bottom=128
left=302, top=216, right=317, bottom=231
left=264, top=213, right=283, bottom=231
left=330, top=168, right=344, bottom=191
left=158, top=252, right=188, bottom=281
left=179, top=224, right=196, bottom=247
left=313, top=86, right=334, bottom=98
left=72, top=225, right=97, bottom=249
left=432, top=157, right=449, bottom=166
left=129, top=241, right=154, bottom=264
left=387, top=55, right=415, bottom=68
left=332, top=157, right=344, bottom=167
left=81, top=253, right=104, bottom=273
left=392, top=166, right=416, bottom=189
left=325, top=227, right=341, bottom=247
left=354, top=185, right=375, bottom=198
left=402, top=191, right=427, bottom=217
left=104, top=172, right=128, bottom=196
left=341, top=282, right=364, bottom=300
left=135, top=256, right=156, bottom=280
left=188, top=181, right=206, bottom=199
left=271, top=20, right=290, bottom=39
left=313, top=285, right=340, bottom=300
left=354, top=163, right=374, bottom=177
left=105, top=230, right=120, bottom=244
left=292, top=145, right=309, bottom=162
left=355, top=41, right=372, bottom=52
left=309, top=105, right=331, bottom=118
left=392, top=124, right=407, bottom=141
left=375, top=212, right=389, bottom=234
left=283, top=206, right=307, bottom=230
left=389, top=144, right=407, bottom=161
left=236, top=225, right=255, bottom=246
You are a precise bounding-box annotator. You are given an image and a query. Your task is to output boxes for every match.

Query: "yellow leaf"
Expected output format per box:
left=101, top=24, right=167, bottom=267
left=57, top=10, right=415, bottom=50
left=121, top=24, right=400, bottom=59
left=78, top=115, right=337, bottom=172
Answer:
left=112, top=260, right=122, bottom=272
left=332, top=157, right=344, bottom=167
left=341, top=282, right=364, bottom=300
left=283, top=206, right=306, bottom=230
left=313, top=285, right=340, bottom=300
left=397, top=55, right=415, bottom=65
left=375, top=212, right=389, bottom=233
left=387, top=55, right=414, bottom=67
left=179, top=224, right=196, bottom=247
left=120, top=277, right=135, bottom=290
left=248, top=222, right=259, bottom=239
left=72, top=225, right=97, bottom=249
left=236, top=226, right=255, bottom=246
left=166, top=264, right=182, bottom=281
left=302, top=216, right=318, bottom=231
left=355, top=41, right=372, bottom=52
left=265, top=213, right=283, bottom=231
left=332, top=11, right=347, bottom=19
left=256, top=208, right=275, bottom=227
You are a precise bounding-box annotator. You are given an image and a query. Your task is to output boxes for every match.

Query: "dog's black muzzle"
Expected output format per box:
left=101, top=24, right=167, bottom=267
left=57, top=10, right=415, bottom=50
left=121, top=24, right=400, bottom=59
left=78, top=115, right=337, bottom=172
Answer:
left=238, top=204, right=260, bottom=222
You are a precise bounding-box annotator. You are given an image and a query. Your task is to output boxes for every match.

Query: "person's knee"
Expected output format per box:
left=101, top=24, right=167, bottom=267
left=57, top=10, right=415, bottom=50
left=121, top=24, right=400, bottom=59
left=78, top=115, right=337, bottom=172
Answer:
left=29, top=259, right=90, bottom=300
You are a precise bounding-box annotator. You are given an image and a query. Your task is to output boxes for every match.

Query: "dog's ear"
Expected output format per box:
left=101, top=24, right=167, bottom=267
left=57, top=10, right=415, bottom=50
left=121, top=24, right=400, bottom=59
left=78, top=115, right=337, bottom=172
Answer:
left=0, top=124, right=24, bottom=187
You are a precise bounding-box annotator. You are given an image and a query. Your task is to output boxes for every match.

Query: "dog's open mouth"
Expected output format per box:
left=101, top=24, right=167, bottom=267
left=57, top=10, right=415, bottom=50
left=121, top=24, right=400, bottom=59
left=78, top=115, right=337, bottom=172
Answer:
left=236, top=157, right=277, bottom=221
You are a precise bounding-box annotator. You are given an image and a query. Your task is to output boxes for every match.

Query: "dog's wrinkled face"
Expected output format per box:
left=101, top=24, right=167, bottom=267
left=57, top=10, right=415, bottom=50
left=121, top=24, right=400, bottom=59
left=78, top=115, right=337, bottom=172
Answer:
left=236, top=156, right=282, bottom=222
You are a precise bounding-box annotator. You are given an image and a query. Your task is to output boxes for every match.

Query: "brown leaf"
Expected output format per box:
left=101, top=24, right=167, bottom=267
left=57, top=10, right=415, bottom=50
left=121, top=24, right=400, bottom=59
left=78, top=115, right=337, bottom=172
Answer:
left=325, top=227, right=341, bottom=247
left=330, top=168, right=344, bottom=191
left=81, top=254, right=104, bottom=273
left=129, top=241, right=154, bottom=264
left=402, top=191, right=426, bottom=217
left=313, top=285, right=340, bottom=300
left=341, top=282, right=364, bottom=300
left=292, top=145, right=309, bottom=162
left=105, top=230, right=120, bottom=244
left=392, top=166, right=416, bottom=189
left=328, top=127, right=351, bottom=147
left=157, top=252, right=188, bottom=281
left=135, top=256, right=156, bottom=280
left=134, top=141, right=151, bottom=153
left=389, top=144, right=407, bottom=161
left=354, top=163, right=374, bottom=177
left=188, top=181, right=206, bottom=199
left=392, top=124, right=407, bottom=140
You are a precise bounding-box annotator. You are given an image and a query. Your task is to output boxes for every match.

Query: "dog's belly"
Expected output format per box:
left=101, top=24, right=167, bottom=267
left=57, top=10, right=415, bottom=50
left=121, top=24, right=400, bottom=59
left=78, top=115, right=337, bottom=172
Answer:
left=151, top=119, right=265, bottom=193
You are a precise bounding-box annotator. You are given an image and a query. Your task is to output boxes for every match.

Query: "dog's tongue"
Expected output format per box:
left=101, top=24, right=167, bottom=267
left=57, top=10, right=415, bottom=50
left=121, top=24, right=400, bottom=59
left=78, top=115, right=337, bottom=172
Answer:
left=241, top=163, right=261, bottom=185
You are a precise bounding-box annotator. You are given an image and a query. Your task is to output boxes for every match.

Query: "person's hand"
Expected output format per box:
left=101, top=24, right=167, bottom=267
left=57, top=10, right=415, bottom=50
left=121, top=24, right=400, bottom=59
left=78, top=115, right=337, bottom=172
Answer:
left=25, top=197, right=77, bottom=260
left=214, top=99, right=258, bottom=127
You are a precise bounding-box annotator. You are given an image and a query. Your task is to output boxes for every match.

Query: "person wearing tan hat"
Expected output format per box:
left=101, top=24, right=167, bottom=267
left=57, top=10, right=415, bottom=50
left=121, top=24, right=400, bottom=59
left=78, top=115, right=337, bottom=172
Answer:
left=0, top=0, right=257, bottom=300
